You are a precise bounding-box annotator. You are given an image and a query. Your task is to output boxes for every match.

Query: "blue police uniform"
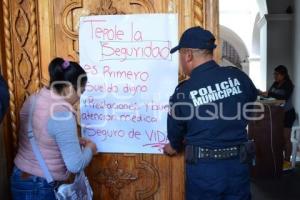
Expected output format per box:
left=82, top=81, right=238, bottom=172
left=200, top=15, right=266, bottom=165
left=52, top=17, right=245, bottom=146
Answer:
left=0, top=74, right=9, bottom=123
left=167, top=60, right=257, bottom=200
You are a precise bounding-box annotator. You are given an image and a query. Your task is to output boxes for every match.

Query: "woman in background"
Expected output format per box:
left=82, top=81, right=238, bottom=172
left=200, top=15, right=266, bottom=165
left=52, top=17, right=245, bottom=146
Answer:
left=261, top=65, right=296, bottom=168
left=11, top=57, right=97, bottom=200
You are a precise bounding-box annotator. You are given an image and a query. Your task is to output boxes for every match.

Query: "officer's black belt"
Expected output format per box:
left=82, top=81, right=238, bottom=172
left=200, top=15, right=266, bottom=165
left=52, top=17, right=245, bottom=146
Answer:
left=186, top=145, right=240, bottom=160
left=198, top=147, right=239, bottom=159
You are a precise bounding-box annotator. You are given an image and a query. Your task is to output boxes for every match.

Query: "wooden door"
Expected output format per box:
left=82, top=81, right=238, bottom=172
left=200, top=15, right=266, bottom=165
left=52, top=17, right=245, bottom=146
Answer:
left=1, top=0, right=219, bottom=199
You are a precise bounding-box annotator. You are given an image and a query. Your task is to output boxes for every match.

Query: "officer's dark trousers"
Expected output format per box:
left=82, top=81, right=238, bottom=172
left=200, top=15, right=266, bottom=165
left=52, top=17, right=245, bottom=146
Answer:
left=186, top=158, right=251, bottom=200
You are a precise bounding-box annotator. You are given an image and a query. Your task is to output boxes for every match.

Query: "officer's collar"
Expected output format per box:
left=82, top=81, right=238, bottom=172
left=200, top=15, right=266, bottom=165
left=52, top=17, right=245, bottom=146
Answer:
left=190, top=60, right=218, bottom=77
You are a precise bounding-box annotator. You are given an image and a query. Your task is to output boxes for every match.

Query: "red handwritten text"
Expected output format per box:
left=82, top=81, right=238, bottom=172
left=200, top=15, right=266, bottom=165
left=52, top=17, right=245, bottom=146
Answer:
left=81, top=112, right=157, bottom=123
left=82, top=96, right=139, bottom=110
left=103, top=65, right=149, bottom=81
left=101, top=41, right=171, bottom=62
left=82, top=19, right=124, bottom=40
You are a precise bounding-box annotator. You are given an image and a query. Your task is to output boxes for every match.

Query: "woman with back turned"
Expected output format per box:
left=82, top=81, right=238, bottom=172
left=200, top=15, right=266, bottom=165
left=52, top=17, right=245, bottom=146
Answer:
left=11, top=57, right=97, bottom=200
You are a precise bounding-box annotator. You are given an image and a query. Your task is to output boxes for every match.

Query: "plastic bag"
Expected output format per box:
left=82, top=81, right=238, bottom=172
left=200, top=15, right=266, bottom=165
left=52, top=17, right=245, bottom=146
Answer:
left=55, top=171, right=93, bottom=200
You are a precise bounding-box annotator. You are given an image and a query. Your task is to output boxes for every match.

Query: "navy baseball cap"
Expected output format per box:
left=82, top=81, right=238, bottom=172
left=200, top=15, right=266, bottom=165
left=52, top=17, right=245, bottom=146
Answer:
left=170, top=26, right=217, bottom=54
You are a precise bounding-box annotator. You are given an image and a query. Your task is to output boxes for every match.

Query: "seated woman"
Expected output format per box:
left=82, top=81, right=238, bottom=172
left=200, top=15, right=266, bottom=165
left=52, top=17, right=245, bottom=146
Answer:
left=261, top=65, right=296, bottom=167
left=11, top=57, right=97, bottom=200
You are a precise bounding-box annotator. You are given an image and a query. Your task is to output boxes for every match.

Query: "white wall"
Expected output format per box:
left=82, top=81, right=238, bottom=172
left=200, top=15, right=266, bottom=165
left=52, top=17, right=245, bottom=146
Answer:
left=220, top=25, right=249, bottom=61
left=220, top=0, right=258, bottom=55
left=257, top=19, right=267, bottom=91
left=252, top=14, right=261, bottom=56
left=266, top=14, right=293, bottom=88
left=293, top=0, right=300, bottom=117
left=220, top=0, right=260, bottom=87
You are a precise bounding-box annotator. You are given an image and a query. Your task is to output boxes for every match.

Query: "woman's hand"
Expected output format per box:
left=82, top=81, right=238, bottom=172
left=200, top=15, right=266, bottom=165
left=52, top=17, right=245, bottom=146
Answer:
left=261, top=91, right=268, bottom=97
left=257, top=89, right=268, bottom=97
left=80, top=138, right=97, bottom=155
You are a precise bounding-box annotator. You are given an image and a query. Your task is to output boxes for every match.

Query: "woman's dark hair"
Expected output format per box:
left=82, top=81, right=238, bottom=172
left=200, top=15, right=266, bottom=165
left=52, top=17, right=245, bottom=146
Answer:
left=274, top=65, right=290, bottom=81
left=48, top=57, right=87, bottom=94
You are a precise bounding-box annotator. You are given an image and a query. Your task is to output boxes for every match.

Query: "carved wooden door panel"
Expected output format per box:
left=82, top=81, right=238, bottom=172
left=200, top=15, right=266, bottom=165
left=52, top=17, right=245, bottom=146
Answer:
left=1, top=0, right=218, bottom=199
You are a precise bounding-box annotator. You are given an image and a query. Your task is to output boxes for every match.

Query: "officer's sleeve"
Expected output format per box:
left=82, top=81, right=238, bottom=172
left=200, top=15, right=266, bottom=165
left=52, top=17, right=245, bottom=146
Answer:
left=0, top=75, right=9, bottom=123
left=238, top=70, right=257, bottom=102
left=230, top=66, right=258, bottom=102
left=248, top=77, right=258, bottom=102
left=167, top=88, right=187, bottom=152
left=0, top=102, right=2, bottom=122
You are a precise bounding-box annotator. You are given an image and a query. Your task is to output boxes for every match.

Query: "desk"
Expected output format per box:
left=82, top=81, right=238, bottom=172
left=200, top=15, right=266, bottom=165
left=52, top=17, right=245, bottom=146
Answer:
left=248, top=100, right=285, bottom=178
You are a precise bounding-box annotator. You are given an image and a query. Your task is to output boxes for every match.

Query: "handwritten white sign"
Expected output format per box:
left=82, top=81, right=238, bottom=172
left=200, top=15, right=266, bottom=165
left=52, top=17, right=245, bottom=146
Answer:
left=79, top=14, right=178, bottom=154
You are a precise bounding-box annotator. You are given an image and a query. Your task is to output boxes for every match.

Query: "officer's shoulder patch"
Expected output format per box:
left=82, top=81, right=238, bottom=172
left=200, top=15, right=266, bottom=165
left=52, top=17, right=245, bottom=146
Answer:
left=223, top=65, right=241, bottom=71
left=175, top=79, right=188, bottom=91
left=224, top=65, right=250, bottom=78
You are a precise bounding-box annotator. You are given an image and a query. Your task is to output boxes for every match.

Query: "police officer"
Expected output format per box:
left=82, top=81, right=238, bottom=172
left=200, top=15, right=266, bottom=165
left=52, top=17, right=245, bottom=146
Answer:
left=163, top=26, right=257, bottom=200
